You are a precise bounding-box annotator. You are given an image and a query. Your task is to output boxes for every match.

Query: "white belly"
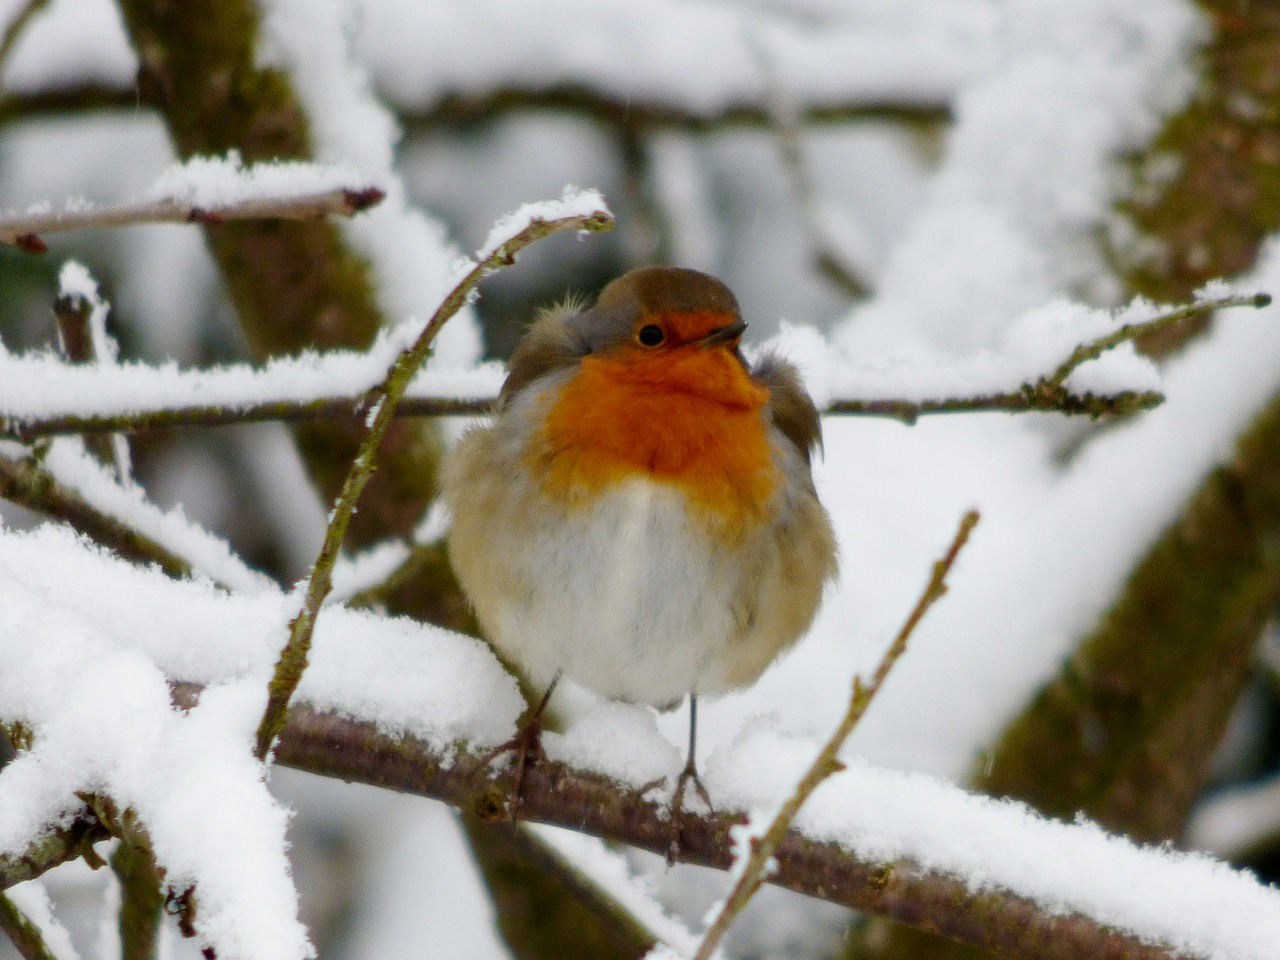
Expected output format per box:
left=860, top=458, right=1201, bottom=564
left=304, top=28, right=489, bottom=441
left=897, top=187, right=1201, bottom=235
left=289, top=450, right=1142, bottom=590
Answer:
left=489, top=479, right=742, bottom=706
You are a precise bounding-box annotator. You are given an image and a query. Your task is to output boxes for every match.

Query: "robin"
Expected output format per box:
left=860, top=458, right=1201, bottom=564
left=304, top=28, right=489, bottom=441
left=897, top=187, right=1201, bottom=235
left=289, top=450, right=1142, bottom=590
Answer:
left=444, top=265, right=838, bottom=852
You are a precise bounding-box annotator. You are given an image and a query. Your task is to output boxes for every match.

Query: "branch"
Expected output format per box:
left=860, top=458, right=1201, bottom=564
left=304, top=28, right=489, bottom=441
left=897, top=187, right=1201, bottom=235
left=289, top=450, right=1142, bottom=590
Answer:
left=0, top=892, right=62, bottom=960
left=1044, top=292, right=1272, bottom=388
left=252, top=201, right=614, bottom=760
left=0, top=815, right=110, bottom=891
left=111, top=830, right=164, bottom=960
left=0, top=449, right=192, bottom=579
left=0, top=0, right=49, bottom=79
left=206, top=693, right=1199, bottom=960
left=402, top=86, right=951, bottom=134
left=5, top=292, right=1267, bottom=440
left=0, top=185, right=385, bottom=253
left=693, top=511, right=979, bottom=960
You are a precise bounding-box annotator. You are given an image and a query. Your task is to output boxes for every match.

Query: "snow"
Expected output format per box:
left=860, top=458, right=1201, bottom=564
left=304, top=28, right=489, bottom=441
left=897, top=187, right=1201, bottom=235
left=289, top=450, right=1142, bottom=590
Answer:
left=544, top=702, right=681, bottom=792
left=352, top=0, right=992, bottom=117
left=702, top=719, right=1280, bottom=960
left=475, top=186, right=611, bottom=261
left=0, top=522, right=522, bottom=958
left=146, top=153, right=366, bottom=209
left=1, top=438, right=271, bottom=594
left=0, top=336, right=505, bottom=424
left=1, top=289, right=1221, bottom=430
left=530, top=825, right=702, bottom=955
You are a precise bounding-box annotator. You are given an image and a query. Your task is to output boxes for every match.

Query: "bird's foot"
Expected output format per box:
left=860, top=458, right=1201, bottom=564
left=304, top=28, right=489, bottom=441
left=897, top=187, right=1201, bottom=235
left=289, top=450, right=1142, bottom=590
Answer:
left=474, top=715, right=547, bottom=821
left=641, top=761, right=713, bottom=865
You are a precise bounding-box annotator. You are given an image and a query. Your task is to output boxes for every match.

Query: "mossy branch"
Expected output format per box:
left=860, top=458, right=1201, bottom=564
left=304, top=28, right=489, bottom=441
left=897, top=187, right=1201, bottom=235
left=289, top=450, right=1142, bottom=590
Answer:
left=0, top=892, right=61, bottom=960
left=692, top=511, right=979, bottom=960
left=252, top=205, right=614, bottom=761
left=0, top=815, right=111, bottom=890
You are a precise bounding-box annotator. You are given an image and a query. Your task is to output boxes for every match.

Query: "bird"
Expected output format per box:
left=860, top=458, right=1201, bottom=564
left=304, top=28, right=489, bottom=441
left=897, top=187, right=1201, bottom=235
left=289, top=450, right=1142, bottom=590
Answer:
left=443, top=265, right=838, bottom=854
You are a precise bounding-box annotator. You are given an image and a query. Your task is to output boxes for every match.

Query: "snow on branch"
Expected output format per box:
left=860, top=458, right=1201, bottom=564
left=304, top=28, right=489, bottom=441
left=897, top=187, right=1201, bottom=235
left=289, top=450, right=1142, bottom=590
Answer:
left=1, top=506, right=1278, bottom=960
left=0, top=290, right=1268, bottom=440
left=0, top=523, right=522, bottom=960
left=0, top=439, right=269, bottom=593
left=0, top=153, right=384, bottom=252
left=259, top=691, right=1280, bottom=960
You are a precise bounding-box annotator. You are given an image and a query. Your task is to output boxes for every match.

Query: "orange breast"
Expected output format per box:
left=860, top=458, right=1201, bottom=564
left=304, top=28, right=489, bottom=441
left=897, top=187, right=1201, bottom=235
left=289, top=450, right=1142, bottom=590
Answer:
left=528, top=346, right=778, bottom=534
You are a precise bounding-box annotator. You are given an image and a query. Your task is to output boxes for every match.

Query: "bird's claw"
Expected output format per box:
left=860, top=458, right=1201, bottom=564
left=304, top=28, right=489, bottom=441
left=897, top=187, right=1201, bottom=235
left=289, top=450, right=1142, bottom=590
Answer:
left=665, top=763, right=713, bottom=865
left=474, top=716, right=547, bottom=820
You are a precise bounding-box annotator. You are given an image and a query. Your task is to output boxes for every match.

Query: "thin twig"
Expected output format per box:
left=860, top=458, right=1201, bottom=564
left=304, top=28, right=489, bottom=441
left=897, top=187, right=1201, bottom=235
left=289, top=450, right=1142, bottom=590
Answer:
left=1045, top=292, right=1272, bottom=387
left=0, top=0, right=49, bottom=80
left=52, top=289, right=128, bottom=480
left=0, top=891, right=61, bottom=960
left=691, top=510, right=979, bottom=960
left=0, top=185, right=385, bottom=252
left=0, top=79, right=952, bottom=132
left=251, top=204, right=614, bottom=760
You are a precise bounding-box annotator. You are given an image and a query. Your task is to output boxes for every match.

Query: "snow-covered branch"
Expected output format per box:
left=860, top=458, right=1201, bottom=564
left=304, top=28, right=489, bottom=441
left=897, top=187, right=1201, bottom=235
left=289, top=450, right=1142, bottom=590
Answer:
left=0, top=291, right=1266, bottom=440
left=256, top=696, right=1261, bottom=960
left=0, top=446, right=193, bottom=580
left=0, top=154, right=385, bottom=252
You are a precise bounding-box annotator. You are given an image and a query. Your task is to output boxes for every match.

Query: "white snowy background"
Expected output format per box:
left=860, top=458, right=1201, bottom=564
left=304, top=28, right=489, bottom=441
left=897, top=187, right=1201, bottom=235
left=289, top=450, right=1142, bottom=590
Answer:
left=1, top=0, right=1279, bottom=959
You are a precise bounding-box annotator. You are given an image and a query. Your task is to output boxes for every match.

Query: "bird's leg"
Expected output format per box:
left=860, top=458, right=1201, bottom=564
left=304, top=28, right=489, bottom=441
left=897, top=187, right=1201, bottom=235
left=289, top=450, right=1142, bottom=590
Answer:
left=475, top=674, right=560, bottom=819
left=668, top=694, right=712, bottom=863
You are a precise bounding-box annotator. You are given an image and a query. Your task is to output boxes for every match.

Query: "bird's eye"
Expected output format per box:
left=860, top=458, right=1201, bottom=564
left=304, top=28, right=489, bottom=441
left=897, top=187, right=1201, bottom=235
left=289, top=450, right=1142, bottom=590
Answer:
left=637, top=324, right=665, bottom=347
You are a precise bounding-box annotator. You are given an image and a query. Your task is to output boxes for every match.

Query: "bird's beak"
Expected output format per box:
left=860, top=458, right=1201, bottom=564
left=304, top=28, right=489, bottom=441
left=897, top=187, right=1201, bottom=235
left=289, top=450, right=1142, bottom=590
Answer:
left=697, top=318, right=747, bottom=348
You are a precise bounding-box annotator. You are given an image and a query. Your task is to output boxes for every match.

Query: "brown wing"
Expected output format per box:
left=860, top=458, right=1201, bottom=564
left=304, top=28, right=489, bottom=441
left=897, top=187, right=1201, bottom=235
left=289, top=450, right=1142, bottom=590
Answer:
left=752, top=354, right=823, bottom=467
left=498, top=300, right=589, bottom=410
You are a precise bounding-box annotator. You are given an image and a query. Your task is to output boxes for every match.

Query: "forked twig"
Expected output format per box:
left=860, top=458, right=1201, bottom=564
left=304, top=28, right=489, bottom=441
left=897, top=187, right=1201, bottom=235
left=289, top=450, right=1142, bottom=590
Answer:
left=690, top=510, right=980, bottom=960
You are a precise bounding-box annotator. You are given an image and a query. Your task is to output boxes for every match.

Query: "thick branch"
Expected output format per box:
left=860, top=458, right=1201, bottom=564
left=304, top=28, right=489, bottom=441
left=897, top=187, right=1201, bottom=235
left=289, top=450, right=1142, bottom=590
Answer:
left=226, top=695, right=1196, bottom=960
left=0, top=185, right=384, bottom=253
